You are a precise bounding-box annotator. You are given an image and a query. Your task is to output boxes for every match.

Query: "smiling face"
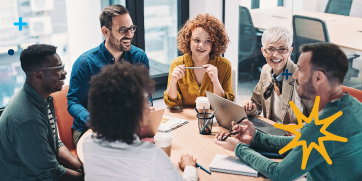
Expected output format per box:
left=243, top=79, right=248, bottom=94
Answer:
left=40, top=53, right=67, bottom=94
left=190, top=27, right=212, bottom=60
left=107, top=14, right=134, bottom=52
left=293, top=51, right=316, bottom=100
left=261, top=40, right=293, bottom=75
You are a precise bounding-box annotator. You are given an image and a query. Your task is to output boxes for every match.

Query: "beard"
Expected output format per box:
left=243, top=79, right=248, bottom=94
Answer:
left=297, top=77, right=316, bottom=100
left=109, top=31, right=132, bottom=52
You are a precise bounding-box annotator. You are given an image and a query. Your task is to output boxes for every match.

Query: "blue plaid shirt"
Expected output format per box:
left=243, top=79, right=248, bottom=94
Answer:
left=67, top=41, right=151, bottom=132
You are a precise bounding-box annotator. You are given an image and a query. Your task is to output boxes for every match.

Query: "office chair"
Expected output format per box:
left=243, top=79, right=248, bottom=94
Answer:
left=51, top=85, right=78, bottom=158
left=325, top=0, right=353, bottom=16
left=342, top=86, right=362, bottom=103
left=292, top=15, right=360, bottom=81
left=238, top=6, right=264, bottom=81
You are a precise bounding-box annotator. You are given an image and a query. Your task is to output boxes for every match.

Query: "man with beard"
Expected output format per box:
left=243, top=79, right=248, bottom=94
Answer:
left=214, top=42, right=362, bottom=180
left=67, top=4, right=150, bottom=147
left=0, top=44, right=83, bottom=180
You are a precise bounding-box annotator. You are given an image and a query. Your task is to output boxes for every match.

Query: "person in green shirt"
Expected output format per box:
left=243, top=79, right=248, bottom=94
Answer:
left=214, top=42, right=362, bottom=181
left=0, top=44, right=83, bottom=180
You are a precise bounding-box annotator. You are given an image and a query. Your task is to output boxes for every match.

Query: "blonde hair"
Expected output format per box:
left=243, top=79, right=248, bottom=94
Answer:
left=262, top=27, right=293, bottom=48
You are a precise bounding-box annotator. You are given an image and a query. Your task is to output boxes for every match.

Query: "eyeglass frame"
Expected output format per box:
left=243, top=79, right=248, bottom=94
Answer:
left=36, top=63, right=65, bottom=72
left=263, top=47, right=289, bottom=54
left=107, top=25, right=137, bottom=35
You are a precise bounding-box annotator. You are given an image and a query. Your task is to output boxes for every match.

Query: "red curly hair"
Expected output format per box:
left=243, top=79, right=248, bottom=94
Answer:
left=177, top=14, right=229, bottom=57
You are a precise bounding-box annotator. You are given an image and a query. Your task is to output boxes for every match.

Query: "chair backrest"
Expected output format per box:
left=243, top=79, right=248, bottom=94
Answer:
left=325, top=0, right=353, bottom=16
left=51, top=85, right=77, bottom=158
left=238, top=6, right=257, bottom=61
left=292, top=15, right=330, bottom=63
left=342, top=86, right=362, bottom=103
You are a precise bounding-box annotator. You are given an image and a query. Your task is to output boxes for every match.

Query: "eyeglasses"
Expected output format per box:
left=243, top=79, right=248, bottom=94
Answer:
left=37, top=63, right=65, bottom=72
left=108, top=25, right=137, bottom=35
left=264, top=47, right=289, bottom=54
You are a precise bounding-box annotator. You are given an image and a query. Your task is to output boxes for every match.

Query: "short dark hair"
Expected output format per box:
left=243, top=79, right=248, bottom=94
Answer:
left=300, top=42, right=348, bottom=84
left=99, top=4, right=129, bottom=28
left=87, top=62, right=155, bottom=144
left=20, top=44, right=57, bottom=74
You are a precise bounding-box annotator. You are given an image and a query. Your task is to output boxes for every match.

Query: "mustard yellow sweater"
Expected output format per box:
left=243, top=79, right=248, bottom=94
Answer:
left=164, top=54, right=234, bottom=108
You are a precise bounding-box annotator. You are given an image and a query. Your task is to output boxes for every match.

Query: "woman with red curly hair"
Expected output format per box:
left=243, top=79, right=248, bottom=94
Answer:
left=164, top=14, right=235, bottom=108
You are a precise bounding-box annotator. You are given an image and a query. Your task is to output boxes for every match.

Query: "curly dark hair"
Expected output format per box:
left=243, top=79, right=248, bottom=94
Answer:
left=99, top=4, right=129, bottom=28
left=300, top=42, right=348, bottom=84
left=20, top=44, right=57, bottom=74
left=177, top=14, right=230, bottom=57
left=87, top=62, right=155, bottom=144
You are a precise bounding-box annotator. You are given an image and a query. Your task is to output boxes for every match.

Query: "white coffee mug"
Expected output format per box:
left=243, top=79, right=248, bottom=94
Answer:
left=154, top=133, right=172, bottom=157
left=195, top=96, right=210, bottom=113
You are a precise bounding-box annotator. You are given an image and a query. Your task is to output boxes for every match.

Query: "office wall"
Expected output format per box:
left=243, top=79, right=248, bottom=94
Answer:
left=65, top=0, right=103, bottom=73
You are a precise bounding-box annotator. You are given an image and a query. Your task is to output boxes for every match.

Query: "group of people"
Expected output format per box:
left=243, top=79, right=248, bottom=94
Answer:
left=0, top=4, right=361, bottom=181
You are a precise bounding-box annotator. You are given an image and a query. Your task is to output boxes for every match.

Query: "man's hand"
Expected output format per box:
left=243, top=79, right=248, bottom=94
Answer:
left=178, top=153, right=197, bottom=171
left=214, top=119, right=256, bottom=151
left=240, top=100, right=256, bottom=114
left=231, top=119, right=256, bottom=145
left=213, top=132, right=241, bottom=151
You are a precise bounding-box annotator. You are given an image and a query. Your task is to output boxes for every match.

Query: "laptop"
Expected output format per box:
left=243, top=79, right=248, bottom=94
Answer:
left=140, top=109, right=165, bottom=138
left=205, top=91, right=286, bottom=136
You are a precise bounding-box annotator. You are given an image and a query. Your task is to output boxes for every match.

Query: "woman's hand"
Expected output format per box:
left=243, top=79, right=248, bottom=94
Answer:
left=203, top=64, right=218, bottom=83
left=170, top=64, right=185, bottom=84
left=178, top=153, right=197, bottom=171
left=240, top=100, right=256, bottom=115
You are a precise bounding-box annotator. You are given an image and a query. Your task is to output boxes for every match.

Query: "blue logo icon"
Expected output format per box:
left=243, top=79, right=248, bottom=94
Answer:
left=14, top=17, right=27, bottom=31
left=282, top=69, right=293, bottom=80
left=8, top=49, right=15, bottom=56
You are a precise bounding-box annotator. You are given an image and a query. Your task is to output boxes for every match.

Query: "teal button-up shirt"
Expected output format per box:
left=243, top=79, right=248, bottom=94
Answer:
left=0, top=82, right=66, bottom=180
left=235, top=93, right=362, bottom=181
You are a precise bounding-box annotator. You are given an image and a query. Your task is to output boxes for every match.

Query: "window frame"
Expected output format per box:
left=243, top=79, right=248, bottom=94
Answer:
left=126, top=0, right=189, bottom=99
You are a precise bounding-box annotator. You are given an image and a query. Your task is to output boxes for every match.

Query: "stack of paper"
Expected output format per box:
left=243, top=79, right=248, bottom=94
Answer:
left=157, top=115, right=188, bottom=133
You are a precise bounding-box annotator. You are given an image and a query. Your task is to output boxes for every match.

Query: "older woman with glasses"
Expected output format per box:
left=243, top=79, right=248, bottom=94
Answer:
left=240, top=27, right=312, bottom=125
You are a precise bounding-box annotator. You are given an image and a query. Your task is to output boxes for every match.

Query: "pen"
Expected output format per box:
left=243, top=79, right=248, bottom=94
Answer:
left=194, top=107, right=200, bottom=114
left=200, top=108, right=217, bottom=133
left=221, top=131, right=239, bottom=141
left=196, top=163, right=211, bottom=175
left=221, top=117, right=247, bottom=141
left=184, top=67, right=205, bottom=69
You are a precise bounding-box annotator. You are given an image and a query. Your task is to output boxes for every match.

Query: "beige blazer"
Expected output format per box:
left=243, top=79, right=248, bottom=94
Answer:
left=250, top=59, right=313, bottom=124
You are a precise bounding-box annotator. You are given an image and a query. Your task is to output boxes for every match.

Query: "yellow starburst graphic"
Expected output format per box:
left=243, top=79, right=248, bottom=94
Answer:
left=273, top=96, right=348, bottom=170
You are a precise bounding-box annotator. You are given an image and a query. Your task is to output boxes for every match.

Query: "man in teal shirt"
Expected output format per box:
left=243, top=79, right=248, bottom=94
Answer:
left=214, top=42, right=362, bottom=180
left=0, top=44, right=83, bottom=180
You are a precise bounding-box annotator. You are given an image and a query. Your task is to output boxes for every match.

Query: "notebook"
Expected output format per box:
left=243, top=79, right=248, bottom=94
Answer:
left=157, top=115, right=188, bottom=133
left=209, top=154, right=258, bottom=177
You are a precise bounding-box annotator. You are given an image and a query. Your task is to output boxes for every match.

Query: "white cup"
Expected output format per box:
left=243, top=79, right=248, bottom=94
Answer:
left=195, top=96, right=210, bottom=113
left=154, top=133, right=172, bottom=157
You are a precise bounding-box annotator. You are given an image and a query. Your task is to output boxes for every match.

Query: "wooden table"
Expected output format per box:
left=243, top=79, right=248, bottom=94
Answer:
left=77, top=107, right=278, bottom=181
left=250, top=7, right=362, bottom=51
left=163, top=107, right=278, bottom=181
